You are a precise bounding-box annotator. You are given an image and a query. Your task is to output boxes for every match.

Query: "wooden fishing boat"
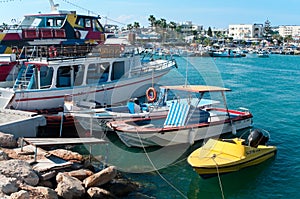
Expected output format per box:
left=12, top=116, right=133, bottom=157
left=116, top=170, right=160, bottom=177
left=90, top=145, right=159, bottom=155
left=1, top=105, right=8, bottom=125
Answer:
left=108, top=85, right=253, bottom=147
left=64, top=86, right=219, bottom=133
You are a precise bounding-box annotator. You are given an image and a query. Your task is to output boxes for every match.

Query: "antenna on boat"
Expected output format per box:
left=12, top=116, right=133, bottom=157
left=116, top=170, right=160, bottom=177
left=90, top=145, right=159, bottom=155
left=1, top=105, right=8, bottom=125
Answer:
left=49, top=0, right=59, bottom=13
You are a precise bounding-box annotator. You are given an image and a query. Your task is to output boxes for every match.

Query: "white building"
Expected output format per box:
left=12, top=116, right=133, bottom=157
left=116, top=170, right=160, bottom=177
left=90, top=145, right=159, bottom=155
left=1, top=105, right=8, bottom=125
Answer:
left=228, top=24, right=263, bottom=40
left=212, top=28, right=228, bottom=37
left=179, top=21, right=193, bottom=34
left=278, top=25, right=300, bottom=39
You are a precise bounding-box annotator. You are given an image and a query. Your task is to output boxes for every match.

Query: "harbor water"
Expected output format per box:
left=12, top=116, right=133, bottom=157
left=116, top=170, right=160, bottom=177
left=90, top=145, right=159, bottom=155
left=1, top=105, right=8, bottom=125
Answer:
left=77, top=54, right=300, bottom=198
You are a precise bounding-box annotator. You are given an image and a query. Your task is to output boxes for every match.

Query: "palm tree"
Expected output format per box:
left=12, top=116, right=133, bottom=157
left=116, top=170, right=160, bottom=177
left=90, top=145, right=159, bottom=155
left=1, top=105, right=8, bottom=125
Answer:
left=133, top=22, right=140, bottom=30
left=160, top=18, right=167, bottom=29
left=207, top=27, right=213, bottom=37
left=148, top=15, right=156, bottom=28
left=154, top=19, right=161, bottom=29
left=168, top=21, right=177, bottom=31
left=127, top=24, right=133, bottom=31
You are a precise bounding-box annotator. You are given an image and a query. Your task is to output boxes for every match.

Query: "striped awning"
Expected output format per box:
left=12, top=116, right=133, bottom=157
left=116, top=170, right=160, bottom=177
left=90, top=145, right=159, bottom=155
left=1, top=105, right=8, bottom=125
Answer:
left=164, top=102, right=190, bottom=127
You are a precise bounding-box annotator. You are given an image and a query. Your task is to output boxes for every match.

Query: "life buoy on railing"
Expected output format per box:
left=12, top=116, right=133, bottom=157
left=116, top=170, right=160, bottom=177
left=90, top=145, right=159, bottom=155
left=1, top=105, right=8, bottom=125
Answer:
left=48, top=46, right=57, bottom=58
left=146, top=87, right=157, bottom=103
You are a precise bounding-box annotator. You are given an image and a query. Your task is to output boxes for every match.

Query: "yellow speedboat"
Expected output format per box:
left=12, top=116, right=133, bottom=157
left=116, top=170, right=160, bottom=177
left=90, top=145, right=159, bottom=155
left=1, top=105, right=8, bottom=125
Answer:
left=187, top=129, right=277, bottom=178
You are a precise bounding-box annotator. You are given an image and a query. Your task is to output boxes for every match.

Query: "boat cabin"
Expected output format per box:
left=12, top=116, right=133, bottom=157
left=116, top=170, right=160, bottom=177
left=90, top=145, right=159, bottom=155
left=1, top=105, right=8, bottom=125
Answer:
left=19, top=11, right=105, bottom=40
left=0, top=11, right=106, bottom=54
left=13, top=47, right=139, bottom=90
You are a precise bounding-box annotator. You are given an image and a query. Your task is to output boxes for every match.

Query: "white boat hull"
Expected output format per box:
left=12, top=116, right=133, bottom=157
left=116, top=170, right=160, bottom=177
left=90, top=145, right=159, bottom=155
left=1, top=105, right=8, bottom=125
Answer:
left=115, top=117, right=252, bottom=147
left=0, top=67, right=170, bottom=111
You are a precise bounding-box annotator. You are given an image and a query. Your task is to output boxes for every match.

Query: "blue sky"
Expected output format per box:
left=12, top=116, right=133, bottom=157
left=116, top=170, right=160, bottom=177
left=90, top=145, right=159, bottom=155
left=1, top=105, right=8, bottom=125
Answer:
left=0, top=0, right=300, bottom=29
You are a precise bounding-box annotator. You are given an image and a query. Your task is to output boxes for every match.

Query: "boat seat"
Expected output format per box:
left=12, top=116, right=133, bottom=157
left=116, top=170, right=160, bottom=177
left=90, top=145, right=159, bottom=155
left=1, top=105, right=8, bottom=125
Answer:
left=127, top=101, right=141, bottom=114
left=164, top=102, right=190, bottom=127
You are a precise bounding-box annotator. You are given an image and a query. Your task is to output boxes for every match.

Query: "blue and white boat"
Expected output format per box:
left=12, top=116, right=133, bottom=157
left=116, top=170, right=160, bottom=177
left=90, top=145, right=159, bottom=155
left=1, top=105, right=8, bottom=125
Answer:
left=257, top=51, right=270, bottom=58
left=210, top=49, right=243, bottom=58
left=65, top=86, right=220, bottom=132
left=108, top=85, right=253, bottom=147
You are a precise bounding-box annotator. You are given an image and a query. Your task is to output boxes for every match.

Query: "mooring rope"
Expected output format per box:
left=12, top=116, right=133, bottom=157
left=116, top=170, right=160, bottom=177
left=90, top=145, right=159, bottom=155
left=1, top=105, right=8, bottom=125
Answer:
left=212, top=154, right=225, bottom=199
left=135, top=128, right=188, bottom=198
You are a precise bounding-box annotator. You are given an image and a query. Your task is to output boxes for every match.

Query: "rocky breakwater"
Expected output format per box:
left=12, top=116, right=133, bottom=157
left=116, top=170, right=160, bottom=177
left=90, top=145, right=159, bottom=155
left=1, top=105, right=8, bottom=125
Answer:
left=0, top=131, right=148, bottom=199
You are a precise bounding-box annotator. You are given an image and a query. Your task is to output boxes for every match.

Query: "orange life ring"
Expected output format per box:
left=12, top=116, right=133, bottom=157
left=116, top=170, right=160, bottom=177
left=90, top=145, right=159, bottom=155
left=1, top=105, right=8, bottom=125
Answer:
left=146, top=87, right=157, bottom=103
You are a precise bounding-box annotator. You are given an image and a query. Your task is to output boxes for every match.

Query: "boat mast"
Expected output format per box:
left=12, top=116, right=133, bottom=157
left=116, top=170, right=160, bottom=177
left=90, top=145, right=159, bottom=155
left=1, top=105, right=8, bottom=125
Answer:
left=49, top=0, right=59, bottom=13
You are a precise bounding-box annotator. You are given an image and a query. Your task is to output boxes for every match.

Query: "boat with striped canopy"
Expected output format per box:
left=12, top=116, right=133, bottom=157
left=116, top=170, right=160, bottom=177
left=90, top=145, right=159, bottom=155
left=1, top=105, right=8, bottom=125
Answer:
left=107, top=85, right=253, bottom=147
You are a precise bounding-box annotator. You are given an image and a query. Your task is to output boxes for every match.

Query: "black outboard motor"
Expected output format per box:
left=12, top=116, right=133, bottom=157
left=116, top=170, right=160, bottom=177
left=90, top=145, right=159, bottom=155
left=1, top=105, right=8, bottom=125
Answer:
left=248, top=129, right=269, bottom=147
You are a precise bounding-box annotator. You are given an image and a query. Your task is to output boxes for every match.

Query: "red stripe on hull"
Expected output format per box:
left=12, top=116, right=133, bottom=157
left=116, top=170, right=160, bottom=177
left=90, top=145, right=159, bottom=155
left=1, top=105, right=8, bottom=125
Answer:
left=15, top=71, right=168, bottom=102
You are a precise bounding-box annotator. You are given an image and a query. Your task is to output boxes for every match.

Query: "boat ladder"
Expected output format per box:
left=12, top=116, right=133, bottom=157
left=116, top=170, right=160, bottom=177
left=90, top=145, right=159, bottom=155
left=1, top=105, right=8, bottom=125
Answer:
left=13, top=64, right=35, bottom=89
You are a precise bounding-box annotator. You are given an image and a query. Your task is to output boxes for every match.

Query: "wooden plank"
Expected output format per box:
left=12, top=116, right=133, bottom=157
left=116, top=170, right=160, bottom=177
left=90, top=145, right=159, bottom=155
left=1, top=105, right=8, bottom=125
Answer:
left=23, top=137, right=107, bottom=146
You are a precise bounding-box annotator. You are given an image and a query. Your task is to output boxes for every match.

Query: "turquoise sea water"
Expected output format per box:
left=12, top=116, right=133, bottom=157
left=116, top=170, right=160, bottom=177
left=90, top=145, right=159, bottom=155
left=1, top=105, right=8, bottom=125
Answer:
left=80, top=54, right=300, bottom=198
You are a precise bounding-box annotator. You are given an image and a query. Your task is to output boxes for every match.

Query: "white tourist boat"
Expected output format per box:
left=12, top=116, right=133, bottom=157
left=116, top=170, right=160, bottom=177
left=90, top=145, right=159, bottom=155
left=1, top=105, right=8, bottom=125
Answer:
left=0, top=45, right=176, bottom=111
left=108, top=85, right=253, bottom=147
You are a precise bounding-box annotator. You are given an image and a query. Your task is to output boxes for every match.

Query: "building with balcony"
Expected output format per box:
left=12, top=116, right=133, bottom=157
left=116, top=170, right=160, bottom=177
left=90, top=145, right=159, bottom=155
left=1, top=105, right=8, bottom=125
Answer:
left=228, top=24, right=263, bottom=40
left=278, top=25, right=300, bottom=39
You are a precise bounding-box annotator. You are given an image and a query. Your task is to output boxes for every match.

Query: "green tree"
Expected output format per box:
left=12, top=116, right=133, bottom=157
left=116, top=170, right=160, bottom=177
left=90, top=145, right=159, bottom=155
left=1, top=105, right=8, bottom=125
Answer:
left=207, top=27, right=213, bottom=37
left=133, top=22, right=140, bottom=30
left=203, top=37, right=211, bottom=46
left=127, top=24, right=133, bottom=31
left=160, top=18, right=167, bottom=29
left=175, top=25, right=182, bottom=33
left=284, top=35, right=293, bottom=43
left=148, top=15, right=156, bottom=27
left=272, top=33, right=283, bottom=45
left=264, top=19, right=272, bottom=40
left=168, top=21, right=177, bottom=31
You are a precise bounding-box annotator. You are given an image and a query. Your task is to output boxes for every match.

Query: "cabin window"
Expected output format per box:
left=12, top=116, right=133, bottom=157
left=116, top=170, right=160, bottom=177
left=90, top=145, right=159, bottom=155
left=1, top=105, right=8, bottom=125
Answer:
left=111, top=61, right=125, bottom=81
left=19, top=16, right=35, bottom=28
left=86, top=62, right=110, bottom=85
left=31, top=18, right=42, bottom=27
left=93, top=19, right=104, bottom=32
left=85, top=18, right=92, bottom=28
left=56, top=66, right=71, bottom=87
left=40, top=65, right=53, bottom=88
left=77, top=18, right=85, bottom=28
left=56, top=19, right=63, bottom=26
left=47, top=19, right=54, bottom=27
left=74, top=64, right=85, bottom=86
